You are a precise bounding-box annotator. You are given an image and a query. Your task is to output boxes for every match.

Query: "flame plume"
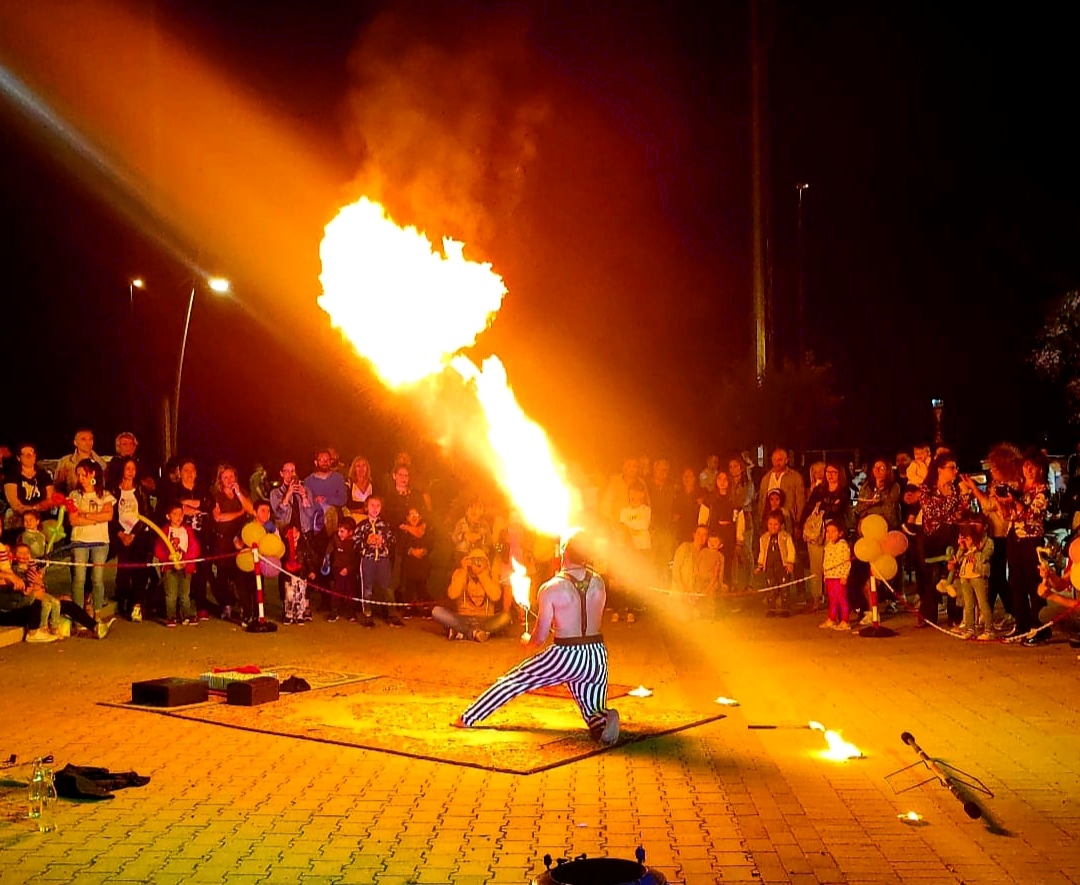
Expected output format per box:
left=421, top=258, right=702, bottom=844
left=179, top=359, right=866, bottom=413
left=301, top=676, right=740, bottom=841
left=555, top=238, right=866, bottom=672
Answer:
left=319, top=197, right=576, bottom=538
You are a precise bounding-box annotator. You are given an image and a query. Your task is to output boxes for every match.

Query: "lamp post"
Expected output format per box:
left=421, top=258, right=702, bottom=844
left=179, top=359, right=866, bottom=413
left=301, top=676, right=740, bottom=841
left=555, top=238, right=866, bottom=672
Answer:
left=128, top=278, right=146, bottom=424
left=931, top=398, right=944, bottom=448
left=796, top=182, right=810, bottom=365
left=172, top=276, right=230, bottom=457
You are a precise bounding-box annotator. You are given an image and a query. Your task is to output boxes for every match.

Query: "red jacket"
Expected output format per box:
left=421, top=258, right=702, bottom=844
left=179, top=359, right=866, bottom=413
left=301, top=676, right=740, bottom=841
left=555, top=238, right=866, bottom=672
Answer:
left=154, top=525, right=200, bottom=575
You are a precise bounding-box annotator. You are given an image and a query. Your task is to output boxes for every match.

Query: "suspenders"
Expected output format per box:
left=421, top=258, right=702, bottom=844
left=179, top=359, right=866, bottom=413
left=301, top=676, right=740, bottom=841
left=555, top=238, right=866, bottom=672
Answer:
left=558, top=568, right=595, bottom=637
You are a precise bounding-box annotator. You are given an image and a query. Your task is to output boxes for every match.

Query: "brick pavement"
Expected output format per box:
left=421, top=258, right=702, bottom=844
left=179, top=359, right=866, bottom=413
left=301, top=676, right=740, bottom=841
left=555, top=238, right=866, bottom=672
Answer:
left=1, top=601, right=1078, bottom=884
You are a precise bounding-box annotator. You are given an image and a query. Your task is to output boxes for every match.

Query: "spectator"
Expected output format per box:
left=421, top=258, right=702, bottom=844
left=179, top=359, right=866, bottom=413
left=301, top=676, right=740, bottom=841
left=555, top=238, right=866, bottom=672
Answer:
left=492, top=511, right=534, bottom=620
left=161, top=458, right=213, bottom=620
left=764, top=489, right=793, bottom=535
left=355, top=496, right=402, bottom=627
left=452, top=498, right=492, bottom=560
left=3, top=443, right=54, bottom=542
left=754, top=509, right=796, bottom=616
left=269, top=462, right=318, bottom=536
left=326, top=515, right=359, bottom=623
left=618, top=478, right=653, bottom=589
left=648, top=459, right=678, bottom=581
left=433, top=549, right=510, bottom=642
left=671, top=525, right=722, bottom=617
left=699, top=454, right=720, bottom=494
left=209, top=463, right=256, bottom=622
left=68, top=459, right=115, bottom=619
left=306, top=448, right=348, bottom=546
left=963, top=444, right=1021, bottom=626
left=1036, top=557, right=1080, bottom=648
left=1, top=541, right=109, bottom=639
left=820, top=521, right=852, bottom=630
left=917, top=452, right=969, bottom=627
left=105, top=432, right=154, bottom=493
left=707, top=471, right=746, bottom=592
left=53, top=428, right=107, bottom=495
left=19, top=511, right=47, bottom=559
left=600, top=458, right=643, bottom=527
left=153, top=502, right=200, bottom=627
left=1009, top=449, right=1050, bottom=645
left=801, top=462, right=854, bottom=608
left=950, top=521, right=994, bottom=639
left=344, top=456, right=375, bottom=519
left=855, top=459, right=901, bottom=529
left=109, top=456, right=154, bottom=622
left=672, top=467, right=706, bottom=544
left=757, top=447, right=806, bottom=531
left=399, top=507, right=433, bottom=614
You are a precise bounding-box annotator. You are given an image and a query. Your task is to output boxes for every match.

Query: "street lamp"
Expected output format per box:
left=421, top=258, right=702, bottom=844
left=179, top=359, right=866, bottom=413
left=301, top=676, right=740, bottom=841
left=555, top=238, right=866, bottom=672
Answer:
left=931, top=398, right=944, bottom=447
left=796, top=182, right=810, bottom=365
left=128, top=278, right=146, bottom=423
left=172, top=276, right=231, bottom=458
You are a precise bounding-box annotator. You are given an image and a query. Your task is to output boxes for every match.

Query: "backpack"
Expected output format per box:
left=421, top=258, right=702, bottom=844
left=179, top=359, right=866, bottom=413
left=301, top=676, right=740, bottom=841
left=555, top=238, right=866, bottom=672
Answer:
left=803, top=503, right=825, bottom=546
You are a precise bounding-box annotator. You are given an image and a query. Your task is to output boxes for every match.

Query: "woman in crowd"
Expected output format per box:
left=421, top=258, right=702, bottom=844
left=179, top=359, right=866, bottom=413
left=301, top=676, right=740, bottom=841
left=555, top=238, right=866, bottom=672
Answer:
left=728, top=456, right=756, bottom=591
left=110, top=456, right=154, bottom=622
left=345, top=455, right=374, bottom=520
left=917, top=452, right=969, bottom=627
left=800, top=462, right=853, bottom=609
left=962, top=444, right=1022, bottom=626
left=209, top=463, right=256, bottom=621
left=3, top=443, right=54, bottom=543
left=855, top=459, right=902, bottom=530
left=707, top=471, right=744, bottom=592
left=671, top=467, right=704, bottom=544
left=1005, top=449, right=1050, bottom=644
left=162, top=458, right=214, bottom=619
left=68, top=459, right=115, bottom=619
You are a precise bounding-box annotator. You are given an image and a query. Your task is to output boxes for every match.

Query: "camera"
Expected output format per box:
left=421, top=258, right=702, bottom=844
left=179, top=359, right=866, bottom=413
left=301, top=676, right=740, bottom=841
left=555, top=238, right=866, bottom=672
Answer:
left=994, top=484, right=1016, bottom=498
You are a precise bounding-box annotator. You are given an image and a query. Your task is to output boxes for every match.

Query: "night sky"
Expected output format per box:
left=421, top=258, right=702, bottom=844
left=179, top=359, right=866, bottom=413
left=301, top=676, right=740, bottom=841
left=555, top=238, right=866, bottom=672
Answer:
left=1, top=0, right=1077, bottom=480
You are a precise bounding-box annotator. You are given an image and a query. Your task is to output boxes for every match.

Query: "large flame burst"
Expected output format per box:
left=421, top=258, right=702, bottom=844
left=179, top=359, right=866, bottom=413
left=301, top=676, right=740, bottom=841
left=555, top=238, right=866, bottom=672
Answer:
left=318, top=197, right=576, bottom=541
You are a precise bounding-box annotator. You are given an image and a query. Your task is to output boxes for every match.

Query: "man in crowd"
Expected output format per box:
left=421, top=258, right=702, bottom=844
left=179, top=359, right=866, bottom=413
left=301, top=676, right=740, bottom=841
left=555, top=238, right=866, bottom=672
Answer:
left=453, top=533, right=620, bottom=745
left=53, top=428, right=107, bottom=494
left=432, top=548, right=510, bottom=642
left=757, top=446, right=805, bottom=531
left=305, top=449, right=347, bottom=561
left=105, top=432, right=155, bottom=492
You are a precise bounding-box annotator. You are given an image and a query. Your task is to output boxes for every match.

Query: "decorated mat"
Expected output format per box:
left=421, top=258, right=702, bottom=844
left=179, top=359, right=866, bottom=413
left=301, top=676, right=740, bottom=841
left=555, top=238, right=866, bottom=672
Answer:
left=103, top=674, right=723, bottom=774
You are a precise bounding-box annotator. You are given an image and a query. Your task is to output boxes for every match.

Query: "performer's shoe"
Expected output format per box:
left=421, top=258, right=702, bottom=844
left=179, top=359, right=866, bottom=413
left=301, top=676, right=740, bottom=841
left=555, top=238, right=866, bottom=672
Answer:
left=362, top=616, right=376, bottom=628
left=599, top=708, right=620, bottom=745
left=472, top=629, right=490, bottom=643
left=451, top=716, right=469, bottom=729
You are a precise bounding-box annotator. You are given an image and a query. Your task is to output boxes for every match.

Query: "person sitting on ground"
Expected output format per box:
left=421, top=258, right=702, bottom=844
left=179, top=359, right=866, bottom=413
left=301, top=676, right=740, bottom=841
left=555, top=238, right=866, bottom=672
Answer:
left=18, top=510, right=47, bottom=560
left=755, top=509, right=796, bottom=616
left=153, top=502, right=200, bottom=627
left=0, top=541, right=109, bottom=639
left=492, top=511, right=535, bottom=622
left=432, top=548, right=510, bottom=642
left=671, top=525, right=723, bottom=618
left=11, top=543, right=62, bottom=641
left=1036, top=554, right=1080, bottom=648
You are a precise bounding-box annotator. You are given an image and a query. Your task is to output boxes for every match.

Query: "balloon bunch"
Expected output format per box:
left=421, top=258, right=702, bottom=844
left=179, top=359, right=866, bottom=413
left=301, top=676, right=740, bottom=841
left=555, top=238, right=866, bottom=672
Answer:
left=853, top=514, right=909, bottom=581
left=43, top=492, right=78, bottom=553
left=236, top=521, right=286, bottom=572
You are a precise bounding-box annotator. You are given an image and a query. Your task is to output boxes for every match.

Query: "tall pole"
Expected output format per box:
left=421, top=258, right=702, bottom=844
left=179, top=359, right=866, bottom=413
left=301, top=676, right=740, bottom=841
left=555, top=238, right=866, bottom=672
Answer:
left=172, top=285, right=196, bottom=458
left=796, top=182, right=809, bottom=365
left=751, top=0, right=770, bottom=388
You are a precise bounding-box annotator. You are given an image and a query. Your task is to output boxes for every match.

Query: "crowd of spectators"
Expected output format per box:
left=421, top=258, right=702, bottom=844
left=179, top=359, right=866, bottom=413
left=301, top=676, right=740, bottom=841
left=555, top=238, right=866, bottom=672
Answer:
left=2, top=427, right=1079, bottom=651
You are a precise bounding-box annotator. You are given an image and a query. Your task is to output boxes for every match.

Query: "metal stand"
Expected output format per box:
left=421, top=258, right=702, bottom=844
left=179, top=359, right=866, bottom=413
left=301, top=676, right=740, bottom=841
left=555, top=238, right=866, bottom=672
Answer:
left=858, top=576, right=897, bottom=638
left=886, top=731, right=993, bottom=819
left=246, top=546, right=278, bottom=633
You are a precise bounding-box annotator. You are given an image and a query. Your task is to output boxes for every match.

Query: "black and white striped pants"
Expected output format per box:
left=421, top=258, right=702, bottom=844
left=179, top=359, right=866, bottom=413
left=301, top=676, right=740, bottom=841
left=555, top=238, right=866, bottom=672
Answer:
left=461, top=637, right=609, bottom=733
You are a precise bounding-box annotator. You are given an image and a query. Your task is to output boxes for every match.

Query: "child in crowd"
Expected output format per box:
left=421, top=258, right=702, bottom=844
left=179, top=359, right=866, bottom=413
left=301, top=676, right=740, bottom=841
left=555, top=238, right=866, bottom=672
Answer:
left=452, top=499, right=491, bottom=560
left=764, top=489, right=793, bottom=535
left=613, top=479, right=652, bottom=623
left=820, top=521, right=852, bottom=630
left=951, top=521, right=994, bottom=639
left=154, top=503, right=200, bottom=627
left=755, top=510, right=796, bottom=616
left=355, top=496, right=400, bottom=627
left=399, top=507, right=433, bottom=615
left=326, top=516, right=359, bottom=623
left=282, top=526, right=316, bottom=625
left=19, top=511, right=47, bottom=560
left=12, top=542, right=62, bottom=641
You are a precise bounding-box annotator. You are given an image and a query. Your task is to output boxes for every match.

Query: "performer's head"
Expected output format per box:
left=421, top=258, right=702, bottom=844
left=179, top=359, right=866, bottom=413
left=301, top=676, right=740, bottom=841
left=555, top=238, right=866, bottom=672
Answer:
left=562, top=531, right=592, bottom=568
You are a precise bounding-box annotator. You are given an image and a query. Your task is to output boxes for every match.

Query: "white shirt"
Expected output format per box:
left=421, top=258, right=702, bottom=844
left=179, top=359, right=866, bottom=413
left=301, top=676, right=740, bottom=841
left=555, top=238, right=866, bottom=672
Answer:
left=117, top=488, right=139, bottom=534
left=70, top=490, right=116, bottom=545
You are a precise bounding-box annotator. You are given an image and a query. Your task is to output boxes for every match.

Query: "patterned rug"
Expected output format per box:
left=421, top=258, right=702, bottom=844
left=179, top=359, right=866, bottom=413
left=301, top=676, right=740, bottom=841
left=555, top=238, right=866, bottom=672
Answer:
left=101, top=668, right=723, bottom=774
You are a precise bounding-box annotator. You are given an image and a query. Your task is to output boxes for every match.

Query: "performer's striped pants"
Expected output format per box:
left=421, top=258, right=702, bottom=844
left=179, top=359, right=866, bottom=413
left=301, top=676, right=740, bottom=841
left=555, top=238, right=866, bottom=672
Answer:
left=461, top=636, right=610, bottom=736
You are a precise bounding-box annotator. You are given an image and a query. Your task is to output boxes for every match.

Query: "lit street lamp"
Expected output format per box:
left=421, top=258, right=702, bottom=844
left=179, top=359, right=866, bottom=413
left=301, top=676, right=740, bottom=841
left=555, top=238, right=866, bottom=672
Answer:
left=128, top=277, right=146, bottom=423
left=172, top=276, right=230, bottom=458
left=931, top=398, right=944, bottom=447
